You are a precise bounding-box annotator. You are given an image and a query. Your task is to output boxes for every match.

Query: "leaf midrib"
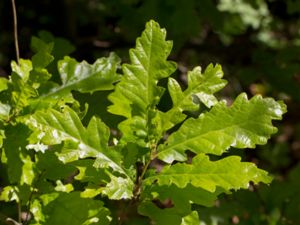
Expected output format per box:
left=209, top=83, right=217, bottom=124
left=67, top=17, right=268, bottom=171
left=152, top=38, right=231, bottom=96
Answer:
left=158, top=119, right=261, bottom=157
left=34, top=116, right=129, bottom=177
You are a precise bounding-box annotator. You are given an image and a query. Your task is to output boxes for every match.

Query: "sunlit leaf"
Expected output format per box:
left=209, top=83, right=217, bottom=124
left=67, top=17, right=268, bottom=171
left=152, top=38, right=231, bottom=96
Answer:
left=158, top=93, right=286, bottom=163
left=146, top=154, right=271, bottom=192
left=25, top=107, right=134, bottom=199
left=108, top=20, right=176, bottom=145
left=162, top=64, right=227, bottom=131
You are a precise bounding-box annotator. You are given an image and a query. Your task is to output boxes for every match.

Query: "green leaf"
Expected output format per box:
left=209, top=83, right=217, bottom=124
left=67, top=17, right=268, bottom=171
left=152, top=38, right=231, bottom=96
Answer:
left=59, top=53, right=120, bottom=92
left=9, top=72, right=38, bottom=112
left=0, top=102, right=11, bottom=120
left=162, top=64, right=227, bottom=131
left=25, top=107, right=134, bottom=199
left=138, top=182, right=222, bottom=225
left=20, top=154, right=35, bottom=185
left=54, top=180, right=74, bottom=193
left=36, top=30, right=75, bottom=60
left=73, top=159, right=108, bottom=184
left=101, top=174, right=135, bottom=199
left=35, top=150, right=76, bottom=181
left=108, top=20, right=176, bottom=145
left=38, top=53, right=120, bottom=98
left=0, top=185, right=31, bottom=204
left=158, top=93, right=286, bottom=163
left=139, top=184, right=220, bottom=225
left=3, top=124, right=31, bottom=183
left=31, top=192, right=110, bottom=225
left=181, top=211, right=200, bottom=225
left=11, top=59, right=32, bottom=81
left=0, top=186, right=19, bottom=202
left=138, top=200, right=185, bottom=225
left=31, top=36, right=54, bottom=55
left=28, top=53, right=120, bottom=111
left=32, top=31, right=76, bottom=82
left=73, top=159, right=134, bottom=200
left=143, top=184, right=221, bottom=208
left=145, top=154, right=272, bottom=192
left=0, top=77, right=8, bottom=92
left=31, top=38, right=54, bottom=69
left=26, top=107, right=124, bottom=173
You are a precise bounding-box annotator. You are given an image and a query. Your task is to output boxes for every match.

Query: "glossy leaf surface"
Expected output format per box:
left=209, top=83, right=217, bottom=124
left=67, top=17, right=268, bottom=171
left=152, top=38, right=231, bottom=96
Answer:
left=158, top=93, right=286, bottom=163
left=162, top=64, right=227, bottom=131
left=30, top=53, right=120, bottom=110
left=25, top=107, right=134, bottom=199
left=145, top=154, right=271, bottom=192
left=108, top=20, right=176, bottom=145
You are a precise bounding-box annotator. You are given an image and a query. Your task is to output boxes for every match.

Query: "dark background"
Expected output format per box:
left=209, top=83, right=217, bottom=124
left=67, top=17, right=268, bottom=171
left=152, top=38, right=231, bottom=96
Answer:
left=1, top=0, right=300, bottom=224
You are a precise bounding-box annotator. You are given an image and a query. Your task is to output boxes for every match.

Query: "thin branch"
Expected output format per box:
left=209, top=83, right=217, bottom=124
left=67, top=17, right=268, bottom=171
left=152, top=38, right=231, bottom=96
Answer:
left=11, top=0, right=20, bottom=63
left=17, top=201, right=21, bottom=224
left=132, top=143, right=157, bottom=200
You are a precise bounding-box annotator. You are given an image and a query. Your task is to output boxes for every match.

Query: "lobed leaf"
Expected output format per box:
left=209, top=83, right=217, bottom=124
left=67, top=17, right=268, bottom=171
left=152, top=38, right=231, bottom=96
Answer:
left=2, top=124, right=32, bottom=183
left=25, top=107, right=134, bottom=199
left=158, top=93, right=286, bottom=163
left=145, top=154, right=272, bottom=192
left=181, top=211, right=200, bottom=225
left=31, top=53, right=120, bottom=109
left=9, top=60, right=38, bottom=111
left=74, top=160, right=134, bottom=200
left=26, top=108, right=123, bottom=172
left=108, top=20, right=176, bottom=145
left=138, top=200, right=186, bottom=225
left=30, top=192, right=110, bottom=225
left=58, top=53, right=120, bottom=92
left=162, top=64, right=227, bottom=131
left=101, top=174, right=135, bottom=200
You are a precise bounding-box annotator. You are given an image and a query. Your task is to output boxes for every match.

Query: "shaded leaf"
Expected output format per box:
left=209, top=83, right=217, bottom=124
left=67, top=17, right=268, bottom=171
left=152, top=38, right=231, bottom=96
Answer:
left=138, top=200, right=185, bottom=225
left=35, top=150, right=76, bottom=181
left=0, top=77, right=8, bottom=92
left=37, top=53, right=120, bottom=99
left=31, top=192, right=110, bottom=225
left=3, top=124, right=31, bottom=183
left=143, top=184, right=221, bottom=208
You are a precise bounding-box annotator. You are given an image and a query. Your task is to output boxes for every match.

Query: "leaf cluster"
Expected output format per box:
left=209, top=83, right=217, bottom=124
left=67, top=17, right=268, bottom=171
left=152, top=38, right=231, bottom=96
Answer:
left=0, top=20, right=286, bottom=225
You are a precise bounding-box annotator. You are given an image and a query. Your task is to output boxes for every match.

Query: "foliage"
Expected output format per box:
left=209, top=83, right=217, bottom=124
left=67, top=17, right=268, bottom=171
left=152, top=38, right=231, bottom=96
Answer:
left=195, top=162, right=300, bottom=225
left=0, top=20, right=286, bottom=225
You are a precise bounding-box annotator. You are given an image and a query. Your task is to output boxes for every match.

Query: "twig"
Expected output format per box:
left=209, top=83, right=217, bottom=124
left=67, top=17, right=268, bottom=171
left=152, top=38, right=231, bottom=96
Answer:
left=132, top=143, right=156, bottom=200
left=17, top=201, right=21, bottom=224
left=11, top=0, right=20, bottom=63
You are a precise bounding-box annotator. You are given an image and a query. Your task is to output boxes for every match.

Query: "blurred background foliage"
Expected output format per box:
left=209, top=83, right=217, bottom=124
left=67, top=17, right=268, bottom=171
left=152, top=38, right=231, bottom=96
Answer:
left=1, top=0, right=300, bottom=224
